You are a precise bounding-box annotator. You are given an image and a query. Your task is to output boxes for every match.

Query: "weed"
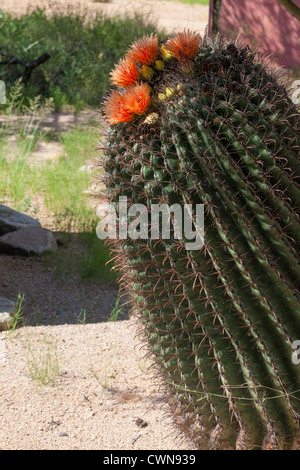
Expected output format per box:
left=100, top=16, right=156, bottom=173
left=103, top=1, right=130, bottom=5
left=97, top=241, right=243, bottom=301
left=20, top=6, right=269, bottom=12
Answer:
left=26, top=334, right=61, bottom=387
left=88, top=359, right=116, bottom=389
left=77, top=308, right=87, bottom=326
left=9, top=293, right=26, bottom=333
left=109, top=292, right=127, bottom=322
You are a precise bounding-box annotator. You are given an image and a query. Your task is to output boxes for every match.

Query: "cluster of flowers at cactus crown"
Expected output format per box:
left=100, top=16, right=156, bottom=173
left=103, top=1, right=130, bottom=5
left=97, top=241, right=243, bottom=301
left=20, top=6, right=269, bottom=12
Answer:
left=103, top=30, right=201, bottom=125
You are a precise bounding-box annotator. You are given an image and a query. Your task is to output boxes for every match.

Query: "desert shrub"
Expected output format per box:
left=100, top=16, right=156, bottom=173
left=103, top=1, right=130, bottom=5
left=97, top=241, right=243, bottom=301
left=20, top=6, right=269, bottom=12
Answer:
left=0, top=8, right=162, bottom=110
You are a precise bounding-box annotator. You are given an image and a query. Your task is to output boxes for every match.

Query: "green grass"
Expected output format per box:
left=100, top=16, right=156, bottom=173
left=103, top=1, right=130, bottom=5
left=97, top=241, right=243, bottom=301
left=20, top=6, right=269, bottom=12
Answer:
left=39, top=127, right=116, bottom=282
left=0, top=128, right=116, bottom=280
left=0, top=81, right=52, bottom=208
left=108, top=292, right=127, bottom=321
left=0, top=83, right=116, bottom=283
left=42, top=128, right=95, bottom=224
left=10, top=293, right=26, bottom=332
left=0, top=7, right=163, bottom=110
left=0, top=121, right=96, bottom=225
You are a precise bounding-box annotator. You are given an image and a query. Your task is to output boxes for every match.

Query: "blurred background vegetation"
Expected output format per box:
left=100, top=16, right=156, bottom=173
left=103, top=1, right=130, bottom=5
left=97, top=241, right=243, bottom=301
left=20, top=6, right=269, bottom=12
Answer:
left=0, top=7, right=163, bottom=112
left=0, top=3, right=169, bottom=293
left=0, top=0, right=179, bottom=323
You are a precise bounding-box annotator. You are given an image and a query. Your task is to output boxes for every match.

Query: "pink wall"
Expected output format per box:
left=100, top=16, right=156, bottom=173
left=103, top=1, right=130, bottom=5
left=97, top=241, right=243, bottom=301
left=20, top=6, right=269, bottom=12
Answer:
left=209, top=0, right=300, bottom=68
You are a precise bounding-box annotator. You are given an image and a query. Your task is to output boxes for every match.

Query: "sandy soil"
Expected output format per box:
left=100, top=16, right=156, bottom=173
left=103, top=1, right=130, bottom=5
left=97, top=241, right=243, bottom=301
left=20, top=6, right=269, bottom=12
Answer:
left=0, top=0, right=209, bottom=451
left=0, top=320, right=198, bottom=450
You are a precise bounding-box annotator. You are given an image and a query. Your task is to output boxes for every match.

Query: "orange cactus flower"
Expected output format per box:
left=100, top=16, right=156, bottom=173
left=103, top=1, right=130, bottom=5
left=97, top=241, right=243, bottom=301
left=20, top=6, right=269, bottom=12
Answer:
left=110, top=56, right=140, bottom=88
left=103, top=83, right=151, bottom=125
left=127, top=33, right=159, bottom=65
left=165, top=30, right=201, bottom=62
left=103, top=91, right=134, bottom=125
left=122, top=82, right=151, bottom=116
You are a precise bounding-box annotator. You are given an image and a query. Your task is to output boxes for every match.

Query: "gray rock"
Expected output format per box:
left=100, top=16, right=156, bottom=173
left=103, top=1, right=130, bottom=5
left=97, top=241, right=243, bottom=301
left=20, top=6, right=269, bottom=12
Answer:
left=0, top=297, right=16, bottom=331
left=0, top=227, right=57, bottom=256
left=0, top=204, right=41, bottom=236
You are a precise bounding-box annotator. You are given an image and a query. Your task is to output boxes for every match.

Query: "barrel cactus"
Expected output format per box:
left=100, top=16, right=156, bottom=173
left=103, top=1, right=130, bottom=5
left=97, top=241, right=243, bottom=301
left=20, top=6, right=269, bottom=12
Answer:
left=98, top=29, right=300, bottom=450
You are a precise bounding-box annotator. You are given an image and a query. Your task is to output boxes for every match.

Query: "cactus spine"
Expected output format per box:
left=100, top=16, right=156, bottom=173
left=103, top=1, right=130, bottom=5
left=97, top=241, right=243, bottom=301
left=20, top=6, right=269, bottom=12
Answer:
left=98, top=30, right=300, bottom=450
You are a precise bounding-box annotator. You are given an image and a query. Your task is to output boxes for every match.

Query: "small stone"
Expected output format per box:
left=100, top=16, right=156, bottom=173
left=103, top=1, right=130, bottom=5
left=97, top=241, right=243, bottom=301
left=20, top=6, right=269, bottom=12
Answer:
left=59, top=432, right=68, bottom=437
left=135, top=418, right=148, bottom=428
left=0, top=297, right=16, bottom=331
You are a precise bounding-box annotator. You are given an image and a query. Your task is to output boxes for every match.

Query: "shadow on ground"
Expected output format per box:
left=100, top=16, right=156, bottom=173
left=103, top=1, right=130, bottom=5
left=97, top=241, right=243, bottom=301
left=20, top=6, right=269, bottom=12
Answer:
left=0, top=230, right=129, bottom=327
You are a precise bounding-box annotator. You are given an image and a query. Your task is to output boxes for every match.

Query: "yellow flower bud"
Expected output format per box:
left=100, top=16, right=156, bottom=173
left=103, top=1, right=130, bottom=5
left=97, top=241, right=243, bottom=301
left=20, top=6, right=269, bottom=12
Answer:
left=141, top=65, right=154, bottom=81
left=165, top=87, right=175, bottom=98
left=155, top=60, right=164, bottom=71
left=158, top=93, right=167, bottom=101
left=161, top=45, right=174, bottom=61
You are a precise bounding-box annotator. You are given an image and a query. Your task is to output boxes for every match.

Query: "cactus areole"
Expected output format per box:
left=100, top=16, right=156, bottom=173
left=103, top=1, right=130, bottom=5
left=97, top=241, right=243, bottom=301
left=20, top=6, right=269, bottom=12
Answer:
left=99, top=30, right=300, bottom=449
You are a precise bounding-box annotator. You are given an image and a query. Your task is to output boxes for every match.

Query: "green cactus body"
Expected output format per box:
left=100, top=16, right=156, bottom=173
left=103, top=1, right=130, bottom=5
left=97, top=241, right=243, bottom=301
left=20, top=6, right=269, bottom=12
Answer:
left=99, top=31, right=300, bottom=449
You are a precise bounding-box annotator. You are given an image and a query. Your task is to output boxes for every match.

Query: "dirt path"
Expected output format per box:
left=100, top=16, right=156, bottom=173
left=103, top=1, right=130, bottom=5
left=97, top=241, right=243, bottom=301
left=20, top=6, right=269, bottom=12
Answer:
left=0, top=0, right=208, bottom=451
left=0, top=0, right=209, bottom=34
